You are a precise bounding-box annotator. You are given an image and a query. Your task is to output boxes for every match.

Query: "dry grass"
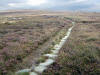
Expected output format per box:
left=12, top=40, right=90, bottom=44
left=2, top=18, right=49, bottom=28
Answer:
left=0, top=11, right=100, bottom=75
left=0, top=12, right=72, bottom=75
left=43, top=13, right=100, bottom=75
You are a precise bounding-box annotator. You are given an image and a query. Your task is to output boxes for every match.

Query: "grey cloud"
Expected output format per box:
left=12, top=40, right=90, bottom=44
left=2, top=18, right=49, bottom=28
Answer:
left=0, top=0, right=100, bottom=12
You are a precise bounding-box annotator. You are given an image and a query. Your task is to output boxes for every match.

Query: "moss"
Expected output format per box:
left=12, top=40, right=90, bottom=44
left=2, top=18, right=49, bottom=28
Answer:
left=86, top=38, right=98, bottom=42
left=36, top=56, right=48, bottom=64
left=15, top=72, right=29, bottom=75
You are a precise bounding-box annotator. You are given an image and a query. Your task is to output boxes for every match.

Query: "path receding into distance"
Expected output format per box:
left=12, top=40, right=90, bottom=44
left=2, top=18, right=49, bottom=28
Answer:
left=16, top=22, right=75, bottom=75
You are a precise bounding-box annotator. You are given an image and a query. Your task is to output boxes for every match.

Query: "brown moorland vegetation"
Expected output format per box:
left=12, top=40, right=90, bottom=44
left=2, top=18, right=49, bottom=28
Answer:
left=43, top=12, right=100, bottom=75
left=0, top=10, right=100, bottom=75
left=0, top=10, right=72, bottom=75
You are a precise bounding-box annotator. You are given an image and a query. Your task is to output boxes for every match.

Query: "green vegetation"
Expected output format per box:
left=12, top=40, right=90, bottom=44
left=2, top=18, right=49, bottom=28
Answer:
left=43, top=40, right=100, bottom=75
left=0, top=14, right=71, bottom=75
left=36, top=56, right=48, bottom=64
left=43, top=14, right=100, bottom=75
left=86, top=37, right=98, bottom=42
left=16, top=72, right=29, bottom=75
left=0, top=11, right=100, bottom=75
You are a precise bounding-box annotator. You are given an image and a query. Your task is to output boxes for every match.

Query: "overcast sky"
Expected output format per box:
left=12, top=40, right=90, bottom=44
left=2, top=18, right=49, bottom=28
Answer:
left=0, top=0, right=100, bottom=12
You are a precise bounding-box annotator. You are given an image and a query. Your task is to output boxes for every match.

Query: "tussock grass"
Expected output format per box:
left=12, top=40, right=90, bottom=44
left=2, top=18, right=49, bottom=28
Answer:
left=43, top=39, right=100, bottom=75
left=43, top=16, right=100, bottom=75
